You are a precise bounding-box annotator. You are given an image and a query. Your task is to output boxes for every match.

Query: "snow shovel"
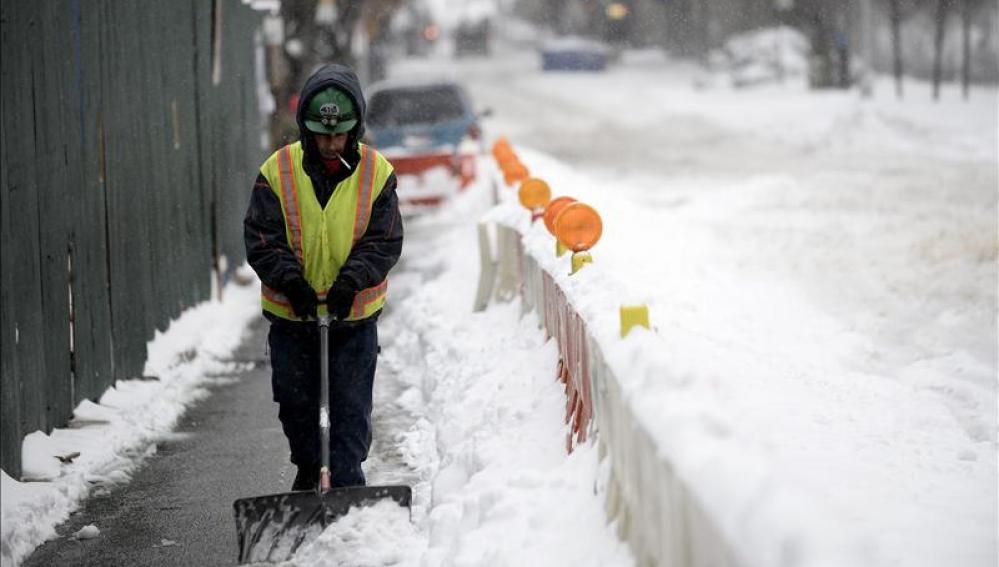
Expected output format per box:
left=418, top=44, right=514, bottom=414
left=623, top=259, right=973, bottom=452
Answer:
left=233, top=314, right=412, bottom=564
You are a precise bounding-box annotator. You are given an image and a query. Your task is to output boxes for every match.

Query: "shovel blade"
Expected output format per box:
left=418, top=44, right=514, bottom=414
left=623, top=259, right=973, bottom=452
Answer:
left=233, top=485, right=412, bottom=564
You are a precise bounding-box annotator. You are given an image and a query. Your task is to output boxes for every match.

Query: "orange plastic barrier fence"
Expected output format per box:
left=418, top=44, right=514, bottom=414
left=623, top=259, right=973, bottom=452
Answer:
left=542, top=271, right=592, bottom=452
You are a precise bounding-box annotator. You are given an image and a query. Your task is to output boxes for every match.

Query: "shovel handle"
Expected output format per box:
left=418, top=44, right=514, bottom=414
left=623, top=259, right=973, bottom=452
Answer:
left=318, top=315, right=332, bottom=493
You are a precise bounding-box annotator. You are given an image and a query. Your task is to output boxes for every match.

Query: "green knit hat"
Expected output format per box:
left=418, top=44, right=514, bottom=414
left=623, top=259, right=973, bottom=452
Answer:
left=304, top=88, right=358, bottom=134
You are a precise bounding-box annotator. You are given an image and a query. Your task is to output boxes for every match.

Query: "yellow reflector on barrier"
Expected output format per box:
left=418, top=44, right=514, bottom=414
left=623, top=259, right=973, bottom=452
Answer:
left=570, top=251, right=592, bottom=275
left=620, top=305, right=650, bottom=337
left=555, top=241, right=569, bottom=257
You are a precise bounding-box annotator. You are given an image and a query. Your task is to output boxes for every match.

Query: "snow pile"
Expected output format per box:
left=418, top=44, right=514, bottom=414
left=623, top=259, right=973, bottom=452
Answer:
left=395, top=165, right=462, bottom=211
left=397, top=297, right=630, bottom=567
left=318, top=193, right=633, bottom=566
left=540, top=36, right=611, bottom=55
left=290, top=501, right=422, bottom=567
left=390, top=46, right=996, bottom=565
left=666, top=78, right=996, bottom=161
left=707, top=26, right=811, bottom=88
left=484, top=170, right=875, bottom=566
left=487, top=143, right=996, bottom=566
left=422, top=0, right=497, bottom=30
left=72, top=525, right=100, bottom=540
left=471, top=48, right=996, bottom=163
left=1, top=272, right=260, bottom=567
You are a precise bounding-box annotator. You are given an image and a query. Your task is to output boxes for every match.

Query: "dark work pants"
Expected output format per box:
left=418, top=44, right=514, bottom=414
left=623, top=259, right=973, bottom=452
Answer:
left=268, top=318, right=377, bottom=488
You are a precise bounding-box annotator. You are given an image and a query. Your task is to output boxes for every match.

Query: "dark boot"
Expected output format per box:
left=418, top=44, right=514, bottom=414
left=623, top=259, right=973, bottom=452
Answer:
left=292, top=465, right=319, bottom=491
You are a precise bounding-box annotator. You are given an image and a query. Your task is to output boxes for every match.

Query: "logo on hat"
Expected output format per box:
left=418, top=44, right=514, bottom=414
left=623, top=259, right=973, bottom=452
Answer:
left=319, top=103, right=340, bottom=126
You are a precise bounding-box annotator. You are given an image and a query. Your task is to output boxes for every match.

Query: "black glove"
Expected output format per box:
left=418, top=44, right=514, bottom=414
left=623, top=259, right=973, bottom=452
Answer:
left=326, top=280, right=356, bottom=321
left=284, top=276, right=318, bottom=319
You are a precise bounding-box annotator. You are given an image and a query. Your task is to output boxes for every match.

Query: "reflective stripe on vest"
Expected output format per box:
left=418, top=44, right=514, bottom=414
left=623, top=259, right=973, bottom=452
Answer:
left=259, top=142, right=393, bottom=322
left=261, top=283, right=383, bottom=320
left=350, top=279, right=388, bottom=319
left=277, top=147, right=305, bottom=264
left=353, top=147, right=376, bottom=243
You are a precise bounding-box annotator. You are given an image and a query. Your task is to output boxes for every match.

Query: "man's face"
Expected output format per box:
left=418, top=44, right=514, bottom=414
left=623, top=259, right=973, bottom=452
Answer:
left=313, top=132, right=349, bottom=159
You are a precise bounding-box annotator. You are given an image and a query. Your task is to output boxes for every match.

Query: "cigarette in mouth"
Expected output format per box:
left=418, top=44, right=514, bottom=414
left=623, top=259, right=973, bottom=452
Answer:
left=336, top=153, right=352, bottom=170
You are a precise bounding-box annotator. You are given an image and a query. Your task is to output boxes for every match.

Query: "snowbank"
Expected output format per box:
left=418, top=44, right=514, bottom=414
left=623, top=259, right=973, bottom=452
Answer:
left=394, top=44, right=995, bottom=566
left=268, top=181, right=633, bottom=566
left=478, top=135, right=996, bottom=566
left=1, top=274, right=260, bottom=567
left=481, top=172, right=875, bottom=566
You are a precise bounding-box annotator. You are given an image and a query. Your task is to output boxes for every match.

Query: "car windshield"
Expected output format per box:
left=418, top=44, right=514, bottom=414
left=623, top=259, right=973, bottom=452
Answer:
left=367, top=86, right=466, bottom=127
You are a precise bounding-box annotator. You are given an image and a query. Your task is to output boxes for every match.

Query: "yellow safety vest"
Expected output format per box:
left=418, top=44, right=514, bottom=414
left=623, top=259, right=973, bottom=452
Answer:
left=258, top=141, right=394, bottom=321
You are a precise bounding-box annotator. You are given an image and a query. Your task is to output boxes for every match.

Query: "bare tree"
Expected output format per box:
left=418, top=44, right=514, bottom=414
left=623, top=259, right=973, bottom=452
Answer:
left=315, top=0, right=364, bottom=67
left=281, top=0, right=364, bottom=89
left=360, top=0, right=406, bottom=83
left=880, top=0, right=931, bottom=98
left=931, top=0, right=954, bottom=99
left=266, top=0, right=402, bottom=146
left=889, top=0, right=905, bottom=96
left=787, top=0, right=842, bottom=88
left=960, top=0, right=985, bottom=98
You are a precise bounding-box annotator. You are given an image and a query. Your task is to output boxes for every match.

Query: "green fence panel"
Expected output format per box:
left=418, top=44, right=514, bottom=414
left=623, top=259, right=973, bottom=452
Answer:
left=101, top=1, right=147, bottom=383
left=1, top=0, right=262, bottom=478
left=33, top=0, right=75, bottom=431
left=70, top=0, right=115, bottom=405
left=0, top=17, right=23, bottom=477
left=1, top=0, right=48, bottom=474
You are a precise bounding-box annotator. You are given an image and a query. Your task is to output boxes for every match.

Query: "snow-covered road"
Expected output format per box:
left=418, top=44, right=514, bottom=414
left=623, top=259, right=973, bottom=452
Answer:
left=387, top=46, right=996, bottom=566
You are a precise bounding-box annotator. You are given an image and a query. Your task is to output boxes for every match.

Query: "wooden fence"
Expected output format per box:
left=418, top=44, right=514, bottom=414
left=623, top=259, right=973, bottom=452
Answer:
left=0, top=0, right=265, bottom=478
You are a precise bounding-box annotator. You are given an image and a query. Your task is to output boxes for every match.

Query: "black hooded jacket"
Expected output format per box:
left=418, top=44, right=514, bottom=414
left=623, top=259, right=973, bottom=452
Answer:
left=244, top=65, right=403, bottom=320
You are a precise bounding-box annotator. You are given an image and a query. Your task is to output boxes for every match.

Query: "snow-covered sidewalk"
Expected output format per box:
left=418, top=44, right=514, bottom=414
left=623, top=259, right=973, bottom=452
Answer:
left=1, top=281, right=261, bottom=566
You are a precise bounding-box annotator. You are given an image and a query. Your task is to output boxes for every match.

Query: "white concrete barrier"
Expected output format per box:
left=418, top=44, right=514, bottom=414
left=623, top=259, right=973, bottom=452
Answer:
left=480, top=148, right=871, bottom=567
left=477, top=217, right=736, bottom=566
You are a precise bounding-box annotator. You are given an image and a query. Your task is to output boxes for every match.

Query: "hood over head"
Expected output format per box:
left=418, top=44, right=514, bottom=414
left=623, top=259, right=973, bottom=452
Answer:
left=296, top=64, right=367, bottom=167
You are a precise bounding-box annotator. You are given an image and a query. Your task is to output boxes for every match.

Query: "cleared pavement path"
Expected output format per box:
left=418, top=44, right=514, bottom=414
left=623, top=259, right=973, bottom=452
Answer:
left=23, top=316, right=288, bottom=566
